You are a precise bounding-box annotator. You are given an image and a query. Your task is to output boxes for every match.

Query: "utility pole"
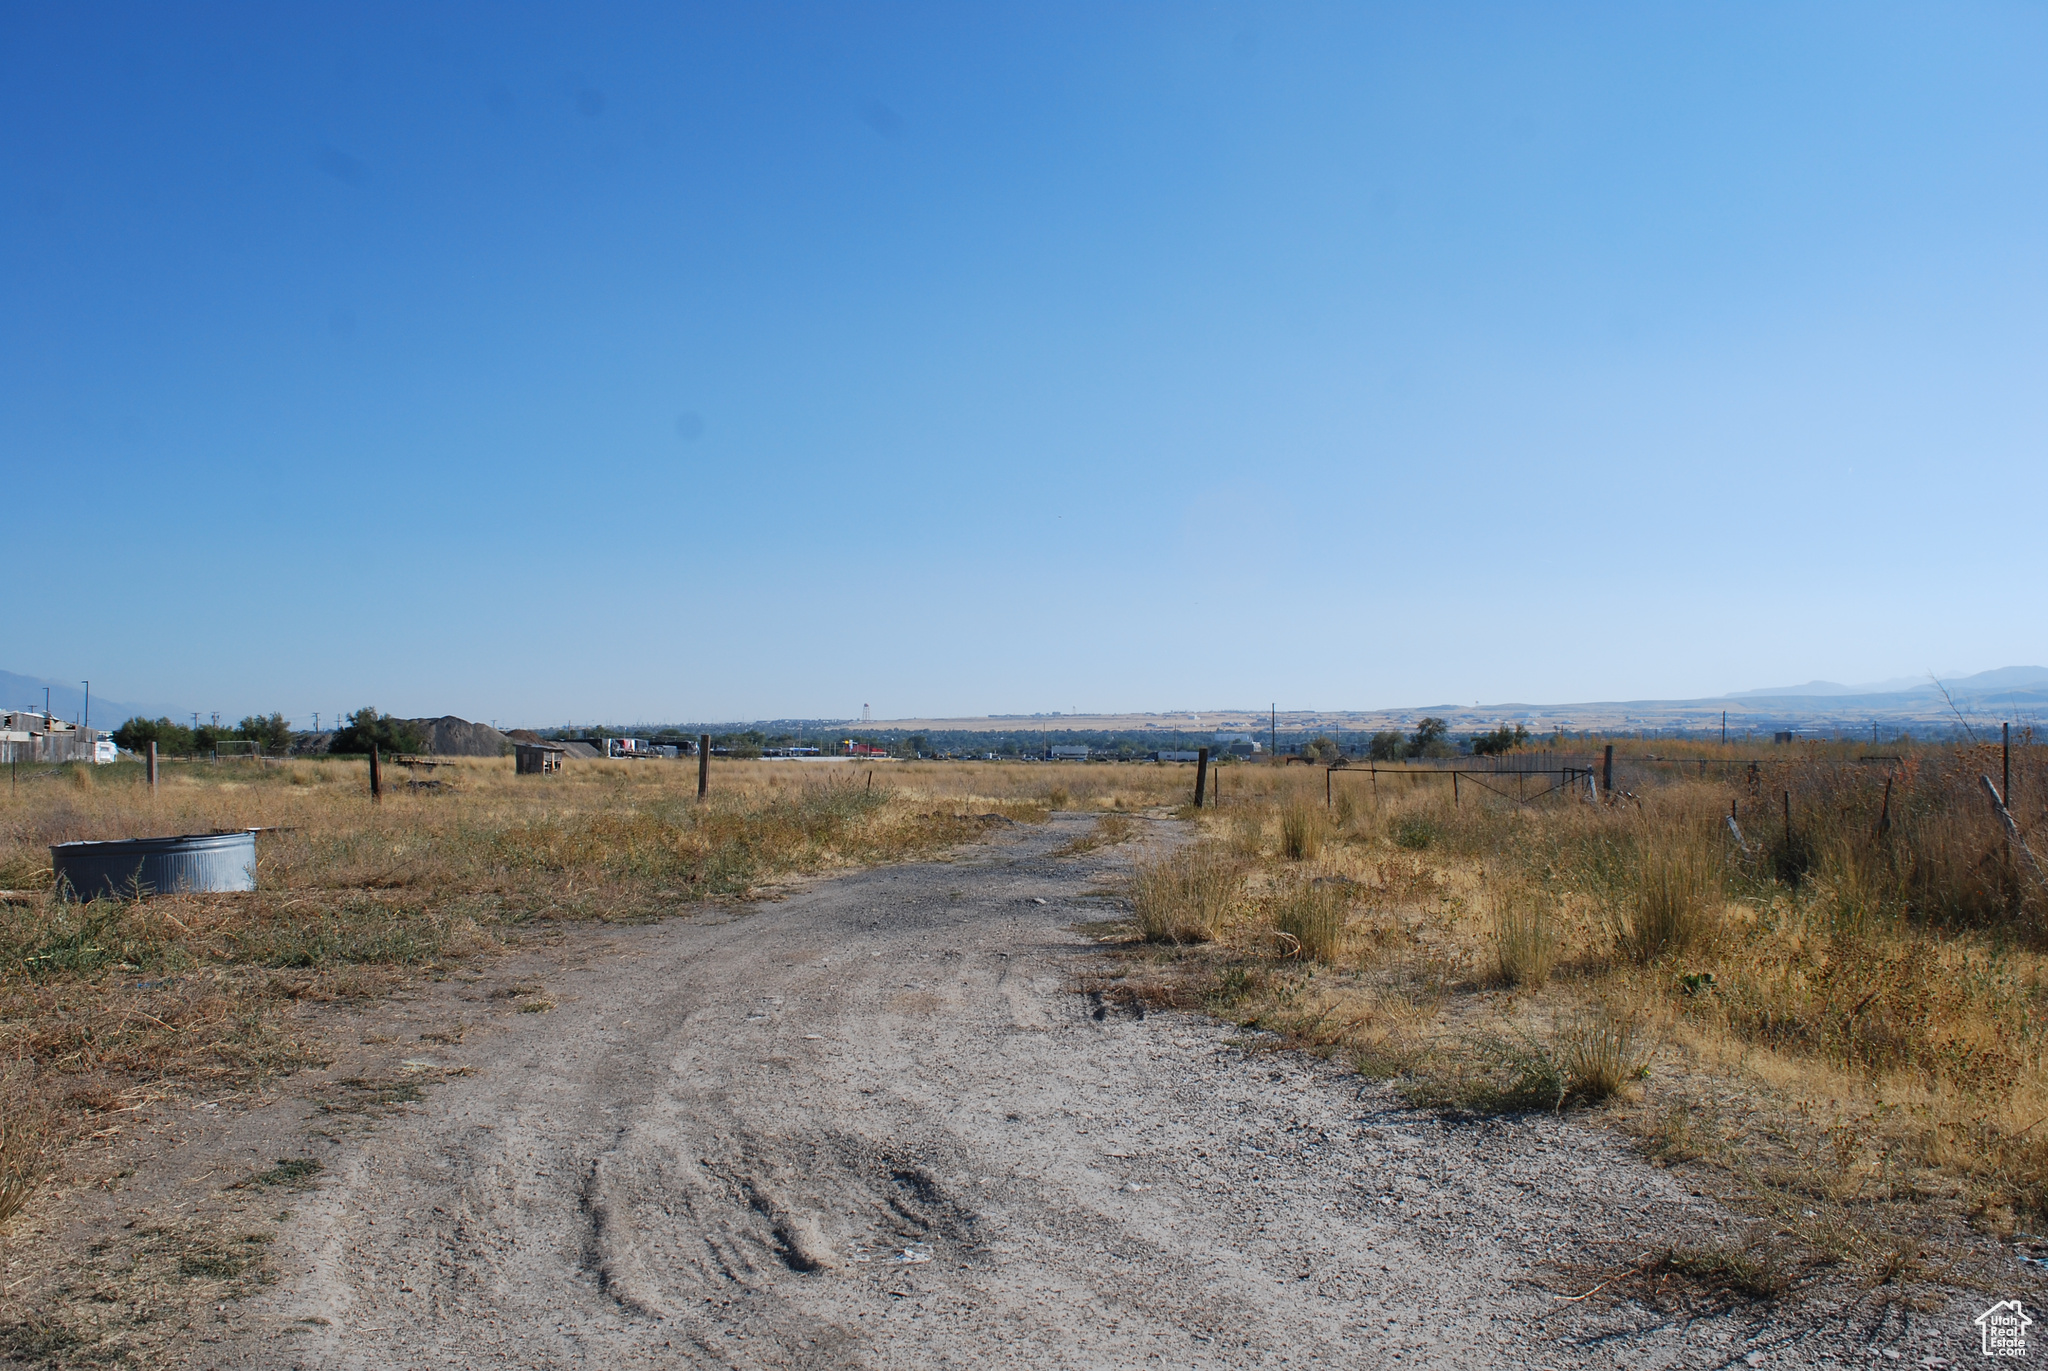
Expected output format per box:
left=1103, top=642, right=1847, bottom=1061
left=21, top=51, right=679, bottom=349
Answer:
left=82, top=681, right=89, bottom=729
left=1270, top=703, right=1276, bottom=759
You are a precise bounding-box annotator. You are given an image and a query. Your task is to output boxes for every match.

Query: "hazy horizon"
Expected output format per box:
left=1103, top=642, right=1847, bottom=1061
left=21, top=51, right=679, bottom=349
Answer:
left=8, top=663, right=2043, bottom=734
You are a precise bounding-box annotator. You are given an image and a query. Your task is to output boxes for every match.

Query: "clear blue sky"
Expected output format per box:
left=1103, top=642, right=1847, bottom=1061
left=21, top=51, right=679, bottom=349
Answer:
left=5, top=3, right=2043, bottom=726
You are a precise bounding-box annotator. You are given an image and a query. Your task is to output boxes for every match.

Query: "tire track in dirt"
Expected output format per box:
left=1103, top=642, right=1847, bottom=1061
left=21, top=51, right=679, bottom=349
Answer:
left=191, top=814, right=1953, bottom=1369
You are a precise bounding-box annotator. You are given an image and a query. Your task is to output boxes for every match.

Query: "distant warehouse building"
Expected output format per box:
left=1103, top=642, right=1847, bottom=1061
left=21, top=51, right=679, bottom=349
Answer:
left=1214, top=733, right=1262, bottom=758
left=0, top=711, right=109, bottom=764
left=1154, top=750, right=1203, bottom=762
left=1047, top=745, right=1090, bottom=761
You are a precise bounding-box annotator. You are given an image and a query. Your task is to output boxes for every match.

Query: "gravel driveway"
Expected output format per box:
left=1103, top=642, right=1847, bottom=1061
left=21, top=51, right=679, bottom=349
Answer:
left=198, top=814, right=1974, bottom=1369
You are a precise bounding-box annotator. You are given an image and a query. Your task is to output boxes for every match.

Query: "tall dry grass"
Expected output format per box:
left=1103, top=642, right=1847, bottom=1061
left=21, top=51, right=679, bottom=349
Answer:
left=1132, top=736, right=2048, bottom=1234
left=0, top=753, right=1194, bottom=1230
left=1279, top=801, right=1324, bottom=861
left=1490, top=892, right=1557, bottom=987
left=1132, top=844, right=1240, bottom=943
left=1269, top=878, right=1349, bottom=962
left=1616, top=835, right=1723, bottom=964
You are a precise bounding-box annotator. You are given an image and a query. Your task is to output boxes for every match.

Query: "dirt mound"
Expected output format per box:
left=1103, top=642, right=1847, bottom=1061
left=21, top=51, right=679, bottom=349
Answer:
left=408, top=716, right=511, bottom=757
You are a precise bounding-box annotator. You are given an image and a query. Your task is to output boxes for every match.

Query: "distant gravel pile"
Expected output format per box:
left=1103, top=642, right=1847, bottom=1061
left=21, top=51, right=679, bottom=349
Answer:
left=410, top=716, right=511, bottom=757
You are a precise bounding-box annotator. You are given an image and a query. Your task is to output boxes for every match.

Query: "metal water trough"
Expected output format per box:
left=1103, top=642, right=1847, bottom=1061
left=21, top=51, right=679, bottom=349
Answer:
left=51, top=830, right=257, bottom=900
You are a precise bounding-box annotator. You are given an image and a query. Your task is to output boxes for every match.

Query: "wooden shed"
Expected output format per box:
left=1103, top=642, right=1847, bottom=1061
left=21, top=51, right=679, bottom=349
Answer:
left=515, top=742, right=567, bottom=775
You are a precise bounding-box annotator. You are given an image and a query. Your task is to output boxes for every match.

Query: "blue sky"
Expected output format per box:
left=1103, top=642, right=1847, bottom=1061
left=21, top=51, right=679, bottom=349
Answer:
left=4, top=3, right=2043, bottom=726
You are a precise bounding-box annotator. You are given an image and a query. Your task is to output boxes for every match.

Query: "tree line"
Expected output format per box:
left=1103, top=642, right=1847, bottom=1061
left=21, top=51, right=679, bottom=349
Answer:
left=111, top=707, right=423, bottom=757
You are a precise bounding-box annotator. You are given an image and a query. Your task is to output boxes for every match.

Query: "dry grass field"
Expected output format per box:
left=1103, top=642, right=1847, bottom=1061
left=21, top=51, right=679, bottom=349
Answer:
left=3, top=741, right=2043, bottom=1303
left=0, top=754, right=1182, bottom=1231
left=1095, top=738, right=2048, bottom=1291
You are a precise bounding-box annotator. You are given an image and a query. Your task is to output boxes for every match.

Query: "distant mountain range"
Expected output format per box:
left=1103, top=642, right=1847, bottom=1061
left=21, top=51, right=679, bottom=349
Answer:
left=1725, top=667, right=2048, bottom=700
left=0, top=670, right=183, bottom=729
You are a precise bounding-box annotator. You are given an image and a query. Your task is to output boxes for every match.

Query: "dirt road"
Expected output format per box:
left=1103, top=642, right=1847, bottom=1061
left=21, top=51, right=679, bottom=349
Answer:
left=188, top=815, right=1954, bottom=1368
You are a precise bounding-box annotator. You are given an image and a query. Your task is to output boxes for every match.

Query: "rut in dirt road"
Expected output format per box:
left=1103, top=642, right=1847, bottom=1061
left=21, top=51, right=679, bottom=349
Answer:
left=216, top=814, right=1843, bottom=1369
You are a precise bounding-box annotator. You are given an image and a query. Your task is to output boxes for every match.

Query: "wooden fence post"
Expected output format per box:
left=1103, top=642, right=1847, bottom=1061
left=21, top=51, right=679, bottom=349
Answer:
left=698, top=734, right=710, bottom=799
left=370, top=745, right=382, bottom=801
left=146, top=741, right=158, bottom=793
left=1193, top=748, right=1209, bottom=808
left=1453, top=770, right=1460, bottom=806
left=1601, top=745, right=1613, bottom=798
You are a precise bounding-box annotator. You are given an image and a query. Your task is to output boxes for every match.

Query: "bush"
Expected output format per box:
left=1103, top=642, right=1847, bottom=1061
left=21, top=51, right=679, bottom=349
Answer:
left=1131, top=845, right=1239, bottom=943
left=1619, top=840, right=1721, bottom=964
left=1407, top=717, right=1453, bottom=758
left=1367, top=730, right=1405, bottom=761
left=1470, top=724, right=1530, bottom=757
left=1280, top=801, right=1324, bottom=861
left=1392, top=813, right=1442, bottom=851
left=236, top=712, right=293, bottom=753
left=1468, top=1005, right=1649, bottom=1110
left=112, top=716, right=196, bottom=755
left=1271, top=879, right=1348, bottom=962
left=1492, top=896, right=1557, bottom=987
left=330, top=707, right=424, bottom=758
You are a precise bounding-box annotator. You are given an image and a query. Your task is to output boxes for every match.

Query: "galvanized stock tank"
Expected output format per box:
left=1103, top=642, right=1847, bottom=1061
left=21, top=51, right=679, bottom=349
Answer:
left=51, top=830, right=258, bottom=900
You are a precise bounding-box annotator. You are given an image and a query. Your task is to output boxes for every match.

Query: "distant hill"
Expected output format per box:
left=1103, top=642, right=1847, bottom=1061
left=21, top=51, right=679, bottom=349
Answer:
left=0, top=669, right=181, bottom=727
left=1726, top=666, right=2048, bottom=702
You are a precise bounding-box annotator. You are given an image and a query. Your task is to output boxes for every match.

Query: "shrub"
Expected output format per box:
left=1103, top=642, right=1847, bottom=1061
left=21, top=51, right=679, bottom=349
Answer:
left=1271, top=879, right=1348, bottom=962
left=1492, top=896, right=1557, bottom=987
left=112, top=716, right=196, bottom=755
left=329, top=707, right=424, bottom=758
left=1392, top=813, right=1442, bottom=851
left=1280, top=802, right=1324, bottom=861
left=1619, top=840, right=1720, bottom=964
left=1468, top=1005, right=1649, bottom=1110
left=1131, top=845, right=1239, bottom=943
left=1470, top=724, right=1530, bottom=757
left=235, top=712, right=293, bottom=753
left=1553, top=1005, right=1649, bottom=1102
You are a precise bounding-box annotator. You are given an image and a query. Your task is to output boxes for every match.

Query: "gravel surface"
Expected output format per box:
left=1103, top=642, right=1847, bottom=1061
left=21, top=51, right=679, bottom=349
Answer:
left=168, top=813, right=1991, bottom=1369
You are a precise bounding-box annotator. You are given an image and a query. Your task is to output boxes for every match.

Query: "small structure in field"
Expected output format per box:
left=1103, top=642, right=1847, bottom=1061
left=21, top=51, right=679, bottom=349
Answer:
left=515, top=741, right=566, bottom=774
left=1048, top=745, right=1090, bottom=761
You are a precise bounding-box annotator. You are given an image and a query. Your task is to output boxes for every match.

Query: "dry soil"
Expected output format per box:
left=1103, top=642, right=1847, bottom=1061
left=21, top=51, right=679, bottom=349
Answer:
left=8, top=814, right=2007, bottom=1368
